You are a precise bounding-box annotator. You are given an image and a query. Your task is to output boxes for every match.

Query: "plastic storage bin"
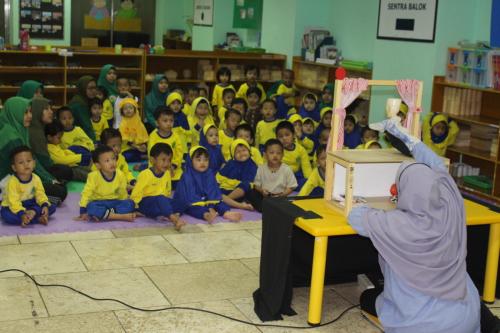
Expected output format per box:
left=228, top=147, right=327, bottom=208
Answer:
left=462, top=175, right=493, bottom=194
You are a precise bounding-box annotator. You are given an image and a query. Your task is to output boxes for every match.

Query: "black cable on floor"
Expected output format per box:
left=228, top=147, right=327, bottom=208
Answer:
left=0, top=268, right=360, bottom=329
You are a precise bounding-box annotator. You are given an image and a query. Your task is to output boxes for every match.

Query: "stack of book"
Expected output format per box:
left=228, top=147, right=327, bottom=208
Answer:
left=442, top=87, right=482, bottom=116
left=452, top=125, right=471, bottom=148
left=470, top=124, right=498, bottom=156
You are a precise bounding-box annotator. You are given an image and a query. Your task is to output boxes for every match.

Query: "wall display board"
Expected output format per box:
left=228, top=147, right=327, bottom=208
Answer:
left=20, top=0, right=64, bottom=39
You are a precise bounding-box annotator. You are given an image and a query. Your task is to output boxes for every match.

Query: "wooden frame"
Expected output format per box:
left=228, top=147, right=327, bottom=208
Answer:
left=324, top=78, right=424, bottom=215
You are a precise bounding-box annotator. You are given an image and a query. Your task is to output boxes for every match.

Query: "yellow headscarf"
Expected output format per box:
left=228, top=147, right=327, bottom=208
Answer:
left=288, top=114, right=303, bottom=124
left=189, top=96, right=215, bottom=127
left=399, top=103, right=409, bottom=115
left=118, top=98, right=148, bottom=144
left=320, top=107, right=333, bottom=120
left=303, top=117, right=316, bottom=129
left=430, top=113, right=448, bottom=127
left=230, top=138, right=251, bottom=159
left=166, top=92, right=183, bottom=106
left=302, top=92, right=318, bottom=103
left=189, top=145, right=207, bottom=158
left=364, top=140, right=381, bottom=149
left=203, top=123, right=217, bottom=136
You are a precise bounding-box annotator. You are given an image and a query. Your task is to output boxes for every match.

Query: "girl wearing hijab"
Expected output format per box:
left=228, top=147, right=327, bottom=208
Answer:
left=97, top=64, right=118, bottom=100
left=173, top=146, right=242, bottom=223
left=29, top=97, right=74, bottom=183
left=118, top=98, right=148, bottom=163
left=144, top=74, right=169, bottom=130
left=349, top=119, right=482, bottom=333
left=199, top=124, right=225, bottom=172
left=17, top=80, right=44, bottom=100
left=188, top=97, right=216, bottom=147
left=422, top=112, right=459, bottom=157
left=0, top=97, right=67, bottom=203
left=216, top=139, right=256, bottom=211
left=68, top=76, right=97, bottom=142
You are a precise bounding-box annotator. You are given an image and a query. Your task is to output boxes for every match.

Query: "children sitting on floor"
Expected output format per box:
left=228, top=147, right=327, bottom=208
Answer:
left=244, top=87, right=263, bottom=130
left=302, top=117, right=316, bottom=137
left=113, top=77, right=137, bottom=129
left=236, top=64, right=266, bottom=103
left=199, top=124, right=225, bottom=172
left=99, top=128, right=136, bottom=190
left=96, top=86, right=114, bottom=128
left=357, top=127, right=381, bottom=149
left=173, top=146, right=242, bottom=223
left=299, top=144, right=326, bottom=197
left=219, top=108, right=241, bottom=161
left=298, top=92, right=320, bottom=124
left=231, top=97, right=248, bottom=125
left=422, top=112, right=459, bottom=156
left=249, top=139, right=297, bottom=212
left=212, top=67, right=235, bottom=114
left=216, top=139, right=257, bottom=211
left=45, top=122, right=91, bottom=182
left=167, top=91, right=190, bottom=155
left=1, top=146, right=56, bottom=227
left=188, top=97, right=215, bottom=147
left=118, top=98, right=148, bottom=162
left=77, top=145, right=136, bottom=222
left=289, top=114, right=315, bottom=158
left=235, top=123, right=264, bottom=165
left=130, top=143, right=186, bottom=231
left=276, top=120, right=312, bottom=191
left=148, top=106, right=184, bottom=182
left=276, top=69, right=296, bottom=98
left=89, top=98, right=109, bottom=143
left=217, top=88, right=236, bottom=130
left=314, top=107, right=332, bottom=142
left=344, top=114, right=363, bottom=149
left=255, top=99, right=280, bottom=152
left=57, top=106, right=94, bottom=155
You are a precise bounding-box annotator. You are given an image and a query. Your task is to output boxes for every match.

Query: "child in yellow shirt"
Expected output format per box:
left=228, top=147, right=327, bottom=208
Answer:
left=188, top=97, right=215, bottom=146
left=1, top=146, right=55, bottom=226
left=77, top=146, right=135, bottom=222
left=219, top=109, right=242, bottom=161
left=255, top=99, right=280, bottom=152
left=299, top=144, right=326, bottom=196
left=131, top=143, right=186, bottom=230
left=276, top=69, right=296, bottom=98
left=212, top=67, right=235, bottom=113
left=57, top=107, right=94, bottom=154
left=148, top=106, right=184, bottom=182
left=46, top=122, right=91, bottom=182
left=118, top=98, right=148, bottom=162
left=356, top=127, right=381, bottom=150
left=235, top=123, right=264, bottom=165
left=183, top=86, right=199, bottom=118
left=236, top=64, right=266, bottom=103
left=96, top=86, right=114, bottom=127
left=89, top=98, right=109, bottom=142
left=167, top=92, right=190, bottom=155
left=217, top=88, right=236, bottom=129
left=231, top=98, right=248, bottom=125
left=288, top=114, right=315, bottom=158
left=276, top=120, right=312, bottom=191
left=422, top=113, right=459, bottom=156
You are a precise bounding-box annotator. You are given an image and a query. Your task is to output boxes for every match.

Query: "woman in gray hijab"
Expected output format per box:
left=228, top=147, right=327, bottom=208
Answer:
left=348, top=119, right=484, bottom=333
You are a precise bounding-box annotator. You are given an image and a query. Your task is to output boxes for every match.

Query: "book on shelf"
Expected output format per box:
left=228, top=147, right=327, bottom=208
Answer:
left=442, top=87, right=482, bottom=116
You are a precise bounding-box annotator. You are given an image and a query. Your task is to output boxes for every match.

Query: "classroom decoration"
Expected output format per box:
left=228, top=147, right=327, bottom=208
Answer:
left=89, top=0, right=109, bottom=20
left=325, top=78, right=424, bottom=216
left=194, top=0, right=214, bottom=27
left=330, top=78, right=369, bottom=150
left=233, top=0, right=263, bottom=30
left=396, top=80, right=422, bottom=133
left=446, top=46, right=490, bottom=89
left=377, top=0, right=438, bottom=43
left=84, top=0, right=141, bottom=32
left=19, top=0, right=64, bottom=40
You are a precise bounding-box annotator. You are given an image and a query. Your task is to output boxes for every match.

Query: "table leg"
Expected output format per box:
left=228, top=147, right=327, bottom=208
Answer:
left=308, top=236, right=328, bottom=326
left=483, top=223, right=500, bottom=303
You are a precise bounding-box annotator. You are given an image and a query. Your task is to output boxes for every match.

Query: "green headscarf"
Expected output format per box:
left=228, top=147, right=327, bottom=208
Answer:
left=17, top=80, right=43, bottom=99
left=144, top=74, right=169, bottom=126
left=97, top=64, right=118, bottom=97
left=29, top=97, right=53, bottom=169
left=68, top=76, right=97, bottom=141
left=0, top=97, right=54, bottom=182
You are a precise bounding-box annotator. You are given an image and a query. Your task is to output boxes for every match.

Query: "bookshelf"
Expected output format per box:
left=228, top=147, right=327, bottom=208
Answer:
left=431, top=75, right=500, bottom=203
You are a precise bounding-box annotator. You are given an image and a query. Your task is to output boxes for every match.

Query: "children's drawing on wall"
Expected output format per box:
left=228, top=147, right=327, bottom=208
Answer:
left=89, top=0, right=109, bottom=21
left=116, top=0, right=137, bottom=19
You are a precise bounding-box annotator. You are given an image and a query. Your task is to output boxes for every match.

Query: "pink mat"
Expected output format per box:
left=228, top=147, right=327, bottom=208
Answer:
left=0, top=193, right=262, bottom=237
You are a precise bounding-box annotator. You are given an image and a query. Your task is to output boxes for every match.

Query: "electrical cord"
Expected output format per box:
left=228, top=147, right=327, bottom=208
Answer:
left=0, top=268, right=360, bottom=329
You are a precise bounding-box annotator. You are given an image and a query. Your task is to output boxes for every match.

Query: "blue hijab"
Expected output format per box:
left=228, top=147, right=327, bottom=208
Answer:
left=298, top=105, right=320, bottom=123
left=344, top=124, right=363, bottom=149
left=276, top=95, right=293, bottom=120
left=172, top=146, right=223, bottom=214
left=199, top=124, right=225, bottom=172
left=218, top=139, right=257, bottom=185
left=174, top=110, right=190, bottom=130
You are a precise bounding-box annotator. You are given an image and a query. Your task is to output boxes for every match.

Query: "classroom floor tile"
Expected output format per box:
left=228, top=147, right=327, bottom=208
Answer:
left=0, top=312, right=125, bottom=333
left=35, top=268, right=170, bottom=316
left=0, top=242, right=86, bottom=277
left=71, top=235, right=187, bottom=270
left=0, top=236, right=19, bottom=246
left=196, top=220, right=262, bottom=232
left=163, top=230, right=261, bottom=262
left=143, top=260, right=259, bottom=304
left=0, top=276, right=48, bottom=322
left=110, top=224, right=204, bottom=238
left=247, top=228, right=262, bottom=240
left=19, top=230, right=115, bottom=244
left=115, top=300, right=261, bottom=333
left=240, top=257, right=260, bottom=275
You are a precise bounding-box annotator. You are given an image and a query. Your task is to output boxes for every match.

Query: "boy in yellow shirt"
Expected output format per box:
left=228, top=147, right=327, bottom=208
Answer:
left=299, top=144, right=326, bottom=196
left=234, top=123, right=264, bottom=165
left=219, top=108, right=242, bottom=161
left=167, top=92, right=190, bottom=154
left=96, top=86, right=114, bottom=127
left=276, top=69, right=296, bottom=98
left=255, top=99, right=280, bottom=152
left=148, top=106, right=184, bottom=182
left=57, top=107, right=95, bottom=152
left=276, top=120, right=312, bottom=191
left=77, top=145, right=135, bottom=222
left=89, top=98, right=109, bottom=142
left=212, top=67, right=235, bottom=114
left=217, top=88, right=236, bottom=129
left=46, top=122, right=91, bottom=182
left=1, top=146, right=55, bottom=226
left=236, top=64, right=266, bottom=103
left=131, top=143, right=186, bottom=230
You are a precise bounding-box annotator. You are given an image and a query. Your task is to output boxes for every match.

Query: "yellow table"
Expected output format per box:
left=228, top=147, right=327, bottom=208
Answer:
left=293, top=198, right=500, bottom=326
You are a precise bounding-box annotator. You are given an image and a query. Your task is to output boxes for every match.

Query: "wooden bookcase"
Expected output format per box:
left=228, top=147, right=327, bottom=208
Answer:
left=430, top=75, right=500, bottom=203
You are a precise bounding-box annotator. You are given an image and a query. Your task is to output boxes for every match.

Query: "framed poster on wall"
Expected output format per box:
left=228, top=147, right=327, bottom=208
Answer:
left=233, top=0, right=262, bottom=30
left=377, top=0, right=438, bottom=43
left=19, top=0, right=64, bottom=39
left=194, top=0, right=213, bottom=27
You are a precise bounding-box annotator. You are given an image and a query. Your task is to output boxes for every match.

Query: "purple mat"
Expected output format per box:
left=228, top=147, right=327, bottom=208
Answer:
left=0, top=193, right=262, bottom=237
